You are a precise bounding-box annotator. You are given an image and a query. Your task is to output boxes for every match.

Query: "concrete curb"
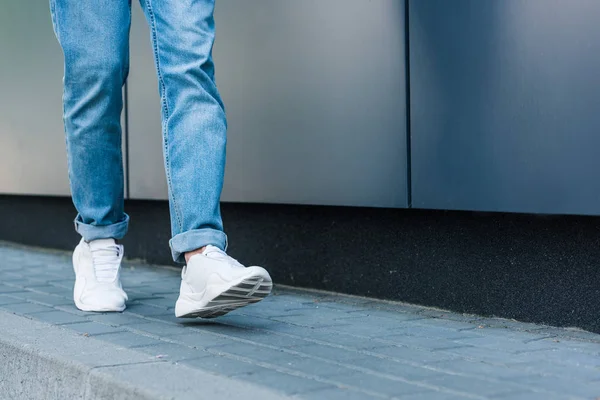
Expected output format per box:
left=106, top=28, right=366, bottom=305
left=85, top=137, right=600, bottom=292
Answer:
left=0, top=310, right=290, bottom=400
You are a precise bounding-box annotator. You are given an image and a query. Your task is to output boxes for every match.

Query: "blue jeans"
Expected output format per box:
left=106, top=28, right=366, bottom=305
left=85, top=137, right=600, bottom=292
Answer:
left=49, top=0, right=228, bottom=263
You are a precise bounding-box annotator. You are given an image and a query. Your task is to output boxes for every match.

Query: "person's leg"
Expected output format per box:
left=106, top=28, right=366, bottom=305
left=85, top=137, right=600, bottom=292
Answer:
left=50, top=0, right=131, bottom=312
left=138, top=0, right=272, bottom=318
left=50, top=0, right=131, bottom=240
left=138, top=0, right=227, bottom=264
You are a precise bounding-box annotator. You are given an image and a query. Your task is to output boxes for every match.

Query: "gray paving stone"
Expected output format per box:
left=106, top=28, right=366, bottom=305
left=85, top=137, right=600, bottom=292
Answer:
left=367, top=345, right=459, bottom=364
left=490, top=392, right=566, bottom=400
left=243, top=332, right=314, bottom=348
left=325, top=371, right=429, bottom=397
left=342, top=356, right=448, bottom=381
left=87, top=312, right=149, bottom=326
left=210, top=342, right=302, bottom=364
left=319, top=323, right=402, bottom=337
left=0, top=263, right=22, bottom=271
left=546, top=339, right=600, bottom=355
left=17, top=280, right=53, bottom=288
left=291, top=329, right=378, bottom=349
left=415, top=308, right=477, bottom=320
left=0, top=274, right=40, bottom=282
left=27, top=309, right=88, bottom=325
left=64, top=321, right=126, bottom=336
left=0, top=295, right=25, bottom=306
left=474, top=318, right=549, bottom=332
left=310, top=301, right=372, bottom=312
left=220, top=313, right=294, bottom=331
left=452, top=335, right=559, bottom=353
left=44, top=279, right=72, bottom=289
left=96, top=331, right=164, bottom=348
left=335, top=315, right=427, bottom=330
left=239, top=306, right=304, bottom=319
left=295, top=386, right=382, bottom=400
left=233, top=368, right=333, bottom=395
left=134, top=342, right=210, bottom=361
left=266, top=294, right=308, bottom=304
left=345, top=308, right=427, bottom=321
left=124, top=303, right=173, bottom=317
left=139, top=279, right=180, bottom=288
left=505, top=360, right=600, bottom=382
left=0, top=284, right=27, bottom=294
left=510, top=374, right=600, bottom=398
left=170, top=332, right=238, bottom=349
left=197, top=326, right=310, bottom=348
left=517, top=347, right=600, bottom=368
left=535, top=327, right=600, bottom=342
left=1, top=301, right=55, bottom=315
left=380, top=325, right=481, bottom=341
left=126, top=321, right=192, bottom=337
left=53, top=305, right=98, bottom=316
left=118, top=284, right=154, bottom=293
left=182, top=355, right=264, bottom=376
left=290, top=344, right=378, bottom=363
left=150, top=290, right=180, bottom=297
left=438, top=345, right=531, bottom=364
left=148, top=312, right=188, bottom=324
left=415, top=318, right=483, bottom=331
left=460, top=327, right=550, bottom=342
left=420, top=374, right=519, bottom=397
left=430, top=359, right=535, bottom=380
left=395, top=392, right=473, bottom=400
left=378, top=334, right=472, bottom=351
left=29, top=285, right=71, bottom=297
left=134, top=296, right=177, bottom=308
left=269, top=314, right=352, bottom=328
left=7, top=291, right=73, bottom=306
left=273, top=356, right=357, bottom=378
left=0, top=265, right=24, bottom=273
left=280, top=306, right=355, bottom=319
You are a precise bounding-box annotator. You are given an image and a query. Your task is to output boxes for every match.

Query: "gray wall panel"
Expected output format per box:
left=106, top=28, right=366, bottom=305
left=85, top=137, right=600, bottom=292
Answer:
left=0, top=3, right=69, bottom=196
left=0, top=3, right=127, bottom=198
left=410, top=0, right=600, bottom=214
left=128, top=0, right=407, bottom=207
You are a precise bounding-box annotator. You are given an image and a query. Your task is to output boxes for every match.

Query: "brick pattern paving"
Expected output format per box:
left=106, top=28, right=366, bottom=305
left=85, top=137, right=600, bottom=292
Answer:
left=1, top=242, right=600, bottom=399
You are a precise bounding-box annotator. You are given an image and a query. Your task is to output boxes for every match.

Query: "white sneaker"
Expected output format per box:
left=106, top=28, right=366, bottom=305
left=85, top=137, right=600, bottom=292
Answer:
left=72, top=238, right=128, bottom=312
left=175, top=245, right=273, bottom=318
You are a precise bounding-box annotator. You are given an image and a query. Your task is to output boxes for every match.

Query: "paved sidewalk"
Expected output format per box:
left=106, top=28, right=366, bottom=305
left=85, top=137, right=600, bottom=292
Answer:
left=1, top=242, right=600, bottom=399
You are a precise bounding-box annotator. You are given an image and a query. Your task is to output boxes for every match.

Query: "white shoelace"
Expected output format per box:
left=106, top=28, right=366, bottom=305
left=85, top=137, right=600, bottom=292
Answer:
left=202, top=245, right=244, bottom=268
left=91, top=244, right=123, bottom=283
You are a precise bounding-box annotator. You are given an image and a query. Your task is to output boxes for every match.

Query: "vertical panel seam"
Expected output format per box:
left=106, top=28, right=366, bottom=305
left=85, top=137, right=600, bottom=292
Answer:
left=404, top=0, right=413, bottom=208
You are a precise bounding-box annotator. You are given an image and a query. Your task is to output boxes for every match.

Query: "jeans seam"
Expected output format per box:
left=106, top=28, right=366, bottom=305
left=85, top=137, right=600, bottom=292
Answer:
left=49, top=0, right=60, bottom=41
left=124, top=0, right=132, bottom=81
left=145, top=0, right=183, bottom=234
left=116, top=0, right=131, bottom=216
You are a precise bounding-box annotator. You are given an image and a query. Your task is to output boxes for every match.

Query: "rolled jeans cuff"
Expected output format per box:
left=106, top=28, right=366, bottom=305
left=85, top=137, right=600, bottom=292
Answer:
left=74, top=214, right=130, bottom=242
left=170, top=228, right=228, bottom=264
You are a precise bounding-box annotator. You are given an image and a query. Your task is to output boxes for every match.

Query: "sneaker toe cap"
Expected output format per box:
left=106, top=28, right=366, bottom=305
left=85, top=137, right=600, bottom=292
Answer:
left=246, top=266, right=272, bottom=281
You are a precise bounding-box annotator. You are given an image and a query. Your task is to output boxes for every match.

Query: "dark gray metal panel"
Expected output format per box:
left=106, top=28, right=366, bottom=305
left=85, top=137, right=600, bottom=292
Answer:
left=128, top=0, right=407, bottom=207
left=410, top=0, right=600, bottom=214
left=0, top=3, right=69, bottom=195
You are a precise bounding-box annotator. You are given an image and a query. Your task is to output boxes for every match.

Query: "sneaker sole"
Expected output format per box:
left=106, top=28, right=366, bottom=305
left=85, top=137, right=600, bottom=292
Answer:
left=176, top=275, right=272, bottom=319
left=73, top=300, right=126, bottom=313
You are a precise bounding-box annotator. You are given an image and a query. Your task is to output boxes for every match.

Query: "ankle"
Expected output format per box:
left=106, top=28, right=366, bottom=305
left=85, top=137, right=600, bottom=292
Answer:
left=185, top=247, right=206, bottom=264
